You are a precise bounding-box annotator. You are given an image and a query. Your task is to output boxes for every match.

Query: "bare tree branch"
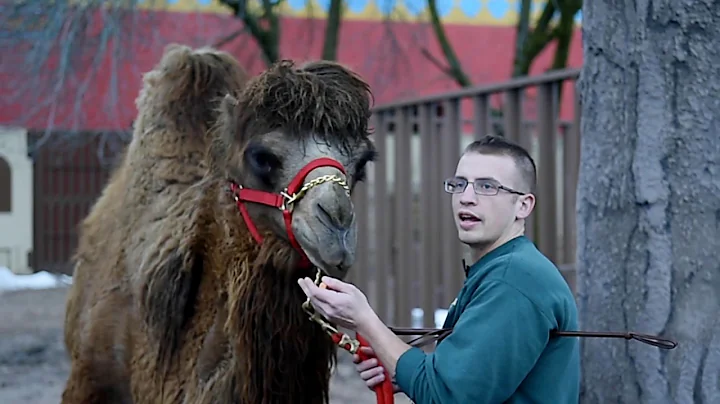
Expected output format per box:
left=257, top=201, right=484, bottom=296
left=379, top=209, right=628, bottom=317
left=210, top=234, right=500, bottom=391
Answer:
left=362, top=11, right=416, bottom=101
left=321, top=0, right=343, bottom=61
left=0, top=0, right=205, bottom=160
left=514, top=0, right=582, bottom=76
left=419, top=48, right=455, bottom=78
left=549, top=0, right=582, bottom=71
left=424, top=0, right=472, bottom=87
left=513, top=0, right=533, bottom=77
left=217, top=0, right=283, bottom=66
left=212, top=27, right=247, bottom=48
left=215, top=0, right=345, bottom=65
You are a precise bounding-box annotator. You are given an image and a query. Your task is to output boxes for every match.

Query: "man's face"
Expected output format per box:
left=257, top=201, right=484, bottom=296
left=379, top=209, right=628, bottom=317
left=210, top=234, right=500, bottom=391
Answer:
left=449, top=152, right=533, bottom=247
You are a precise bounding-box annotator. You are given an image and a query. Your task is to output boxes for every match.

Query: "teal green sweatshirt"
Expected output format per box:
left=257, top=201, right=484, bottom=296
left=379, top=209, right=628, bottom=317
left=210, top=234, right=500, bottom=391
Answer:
left=395, top=235, right=580, bottom=404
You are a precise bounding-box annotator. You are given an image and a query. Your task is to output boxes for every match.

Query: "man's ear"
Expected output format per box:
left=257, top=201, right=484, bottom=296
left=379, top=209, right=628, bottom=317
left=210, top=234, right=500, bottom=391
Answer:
left=516, top=193, right=536, bottom=220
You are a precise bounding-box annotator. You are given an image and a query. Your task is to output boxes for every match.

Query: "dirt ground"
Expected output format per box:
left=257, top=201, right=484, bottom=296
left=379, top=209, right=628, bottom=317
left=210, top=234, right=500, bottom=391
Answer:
left=0, top=287, right=411, bottom=404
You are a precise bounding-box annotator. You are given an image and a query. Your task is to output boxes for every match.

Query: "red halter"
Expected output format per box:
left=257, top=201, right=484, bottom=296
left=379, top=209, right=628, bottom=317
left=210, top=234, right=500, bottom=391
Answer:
left=230, top=156, right=392, bottom=404
left=228, top=157, right=349, bottom=268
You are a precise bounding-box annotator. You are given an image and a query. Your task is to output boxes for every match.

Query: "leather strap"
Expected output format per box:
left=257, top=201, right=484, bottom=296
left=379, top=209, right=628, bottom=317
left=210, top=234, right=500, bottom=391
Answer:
left=388, top=327, right=678, bottom=350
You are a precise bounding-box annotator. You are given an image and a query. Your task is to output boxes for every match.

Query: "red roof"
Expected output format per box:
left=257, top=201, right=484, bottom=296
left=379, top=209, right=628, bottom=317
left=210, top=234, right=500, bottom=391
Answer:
left=0, top=10, right=582, bottom=132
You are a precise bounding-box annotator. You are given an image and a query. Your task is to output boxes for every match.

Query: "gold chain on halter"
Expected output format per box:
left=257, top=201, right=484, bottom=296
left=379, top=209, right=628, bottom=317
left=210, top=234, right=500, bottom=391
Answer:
left=281, top=175, right=350, bottom=210
left=289, top=174, right=357, bottom=352
left=301, top=269, right=361, bottom=354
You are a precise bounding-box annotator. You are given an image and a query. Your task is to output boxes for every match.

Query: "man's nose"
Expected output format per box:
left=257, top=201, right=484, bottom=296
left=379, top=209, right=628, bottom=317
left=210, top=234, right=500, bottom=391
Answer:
left=459, top=185, right=477, bottom=205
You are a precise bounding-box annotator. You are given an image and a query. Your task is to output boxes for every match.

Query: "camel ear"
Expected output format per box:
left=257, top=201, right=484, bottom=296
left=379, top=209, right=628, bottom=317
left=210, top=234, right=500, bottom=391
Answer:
left=207, top=93, right=240, bottom=175
left=219, top=93, right=239, bottom=141
left=222, top=92, right=239, bottom=109
left=139, top=243, right=203, bottom=364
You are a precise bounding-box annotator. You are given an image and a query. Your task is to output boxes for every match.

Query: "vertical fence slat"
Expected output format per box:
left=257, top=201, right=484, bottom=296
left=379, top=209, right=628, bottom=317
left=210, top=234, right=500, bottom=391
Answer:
left=419, top=103, right=437, bottom=328
left=432, top=108, right=445, bottom=311
left=563, top=84, right=582, bottom=269
left=371, top=112, right=390, bottom=322
left=473, top=95, right=491, bottom=139
left=393, top=107, right=412, bottom=327
left=441, top=99, right=464, bottom=305
left=536, top=82, right=559, bottom=263
left=503, top=89, right=522, bottom=143
left=32, top=149, right=43, bottom=271
left=350, top=171, right=368, bottom=292
left=514, top=105, right=537, bottom=244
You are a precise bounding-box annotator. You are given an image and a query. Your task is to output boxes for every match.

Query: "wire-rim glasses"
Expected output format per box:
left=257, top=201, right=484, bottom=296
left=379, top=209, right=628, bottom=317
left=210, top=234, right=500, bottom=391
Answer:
left=443, top=177, right=526, bottom=196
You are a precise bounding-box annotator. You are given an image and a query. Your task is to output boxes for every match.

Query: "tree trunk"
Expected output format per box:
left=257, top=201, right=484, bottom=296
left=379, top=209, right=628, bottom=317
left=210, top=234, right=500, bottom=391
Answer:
left=576, top=1, right=720, bottom=403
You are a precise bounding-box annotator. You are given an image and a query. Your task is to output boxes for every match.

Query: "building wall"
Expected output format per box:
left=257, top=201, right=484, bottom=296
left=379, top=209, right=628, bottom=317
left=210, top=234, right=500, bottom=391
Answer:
left=1, top=0, right=584, bottom=131
left=0, top=126, right=33, bottom=274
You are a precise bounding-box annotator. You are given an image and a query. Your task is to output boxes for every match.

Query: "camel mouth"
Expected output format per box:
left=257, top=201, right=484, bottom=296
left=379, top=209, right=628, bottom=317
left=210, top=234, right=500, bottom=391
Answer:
left=292, top=219, right=355, bottom=280
left=308, top=258, right=349, bottom=280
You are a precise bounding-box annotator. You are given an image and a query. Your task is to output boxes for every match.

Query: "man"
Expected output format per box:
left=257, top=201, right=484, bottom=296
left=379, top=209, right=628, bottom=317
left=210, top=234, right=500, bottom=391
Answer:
left=298, top=135, right=580, bottom=403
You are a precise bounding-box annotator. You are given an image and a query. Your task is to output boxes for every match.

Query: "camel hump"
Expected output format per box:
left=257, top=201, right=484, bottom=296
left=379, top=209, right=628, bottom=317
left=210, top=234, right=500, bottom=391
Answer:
left=135, top=43, right=249, bottom=127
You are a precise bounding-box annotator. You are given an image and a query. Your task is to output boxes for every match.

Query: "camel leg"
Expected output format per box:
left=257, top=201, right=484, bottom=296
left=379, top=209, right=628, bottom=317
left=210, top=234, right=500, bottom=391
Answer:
left=60, top=351, right=133, bottom=401
left=61, top=360, right=133, bottom=404
left=62, top=288, right=133, bottom=404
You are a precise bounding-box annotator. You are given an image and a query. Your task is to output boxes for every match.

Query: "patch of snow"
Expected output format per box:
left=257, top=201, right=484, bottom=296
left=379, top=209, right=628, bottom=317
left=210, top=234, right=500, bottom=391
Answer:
left=409, top=307, right=449, bottom=329
left=0, top=267, right=72, bottom=294
left=434, top=309, right=448, bottom=329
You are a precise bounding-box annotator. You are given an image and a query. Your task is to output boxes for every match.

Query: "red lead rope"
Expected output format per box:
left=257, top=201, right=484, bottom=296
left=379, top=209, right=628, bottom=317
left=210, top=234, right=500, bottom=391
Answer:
left=357, top=334, right=395, bottom=404
left=331, top=332, right=394, bottom=404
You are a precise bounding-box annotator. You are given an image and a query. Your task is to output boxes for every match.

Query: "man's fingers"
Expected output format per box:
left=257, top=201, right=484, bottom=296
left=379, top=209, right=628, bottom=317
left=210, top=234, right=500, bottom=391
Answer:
left=297, top=278, right=336, bottom=304
left=355, top=358, right=378, bottom=372
left=297, top=278, right=312, bottom=296
left=321, top=276, right=354, bottom=293
left=353, top=347, right=374, bottom=363
left=360, top=365, right=385, bottom=381
left=358, top=346, right=375, bottom=356
left=366, top=375, right=385, bottom=389
left=362, top=370, right=386, bottom=389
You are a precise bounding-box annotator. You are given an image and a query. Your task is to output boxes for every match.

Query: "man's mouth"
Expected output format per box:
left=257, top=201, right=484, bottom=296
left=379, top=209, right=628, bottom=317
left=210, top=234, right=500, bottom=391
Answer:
left=458, top=212, right=481, bottom=223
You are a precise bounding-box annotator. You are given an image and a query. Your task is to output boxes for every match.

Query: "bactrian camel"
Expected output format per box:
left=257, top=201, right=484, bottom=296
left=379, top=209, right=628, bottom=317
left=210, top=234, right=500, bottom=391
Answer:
left=61, top=43, right=377, bottom=404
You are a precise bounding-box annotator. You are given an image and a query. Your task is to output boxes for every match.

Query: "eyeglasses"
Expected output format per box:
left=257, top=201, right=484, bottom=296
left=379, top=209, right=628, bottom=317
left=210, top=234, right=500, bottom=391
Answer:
left=443, top=177, right=526, bottom=196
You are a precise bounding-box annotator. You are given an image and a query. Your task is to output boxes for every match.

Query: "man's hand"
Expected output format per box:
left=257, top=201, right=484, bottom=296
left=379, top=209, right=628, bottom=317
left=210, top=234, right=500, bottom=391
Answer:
left=299, top=275, right=412, bottom=390
left=353, top=346, right=400, bottom=393
left=297, top=276, right=374, bottom=331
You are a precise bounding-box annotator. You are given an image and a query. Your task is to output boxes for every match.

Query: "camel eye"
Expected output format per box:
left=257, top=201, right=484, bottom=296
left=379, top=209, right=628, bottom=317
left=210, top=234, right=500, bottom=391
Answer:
left=244, top=144, right=282, bottom=179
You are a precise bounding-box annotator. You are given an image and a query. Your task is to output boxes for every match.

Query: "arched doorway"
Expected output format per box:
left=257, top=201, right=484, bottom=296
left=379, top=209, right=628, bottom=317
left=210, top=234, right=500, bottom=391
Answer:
left=0, top=156, right=10, bottom=212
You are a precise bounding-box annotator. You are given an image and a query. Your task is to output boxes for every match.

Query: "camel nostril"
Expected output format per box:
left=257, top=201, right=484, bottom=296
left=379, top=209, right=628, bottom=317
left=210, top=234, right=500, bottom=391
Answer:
left=315, top=201, right=348, bottom=231
left=315, top=202, right=334, bottom=227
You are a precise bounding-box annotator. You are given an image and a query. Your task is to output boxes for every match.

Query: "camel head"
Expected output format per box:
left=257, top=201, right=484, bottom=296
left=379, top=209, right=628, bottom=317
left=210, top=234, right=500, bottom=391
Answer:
left=209, top=60, right=376, bottom=279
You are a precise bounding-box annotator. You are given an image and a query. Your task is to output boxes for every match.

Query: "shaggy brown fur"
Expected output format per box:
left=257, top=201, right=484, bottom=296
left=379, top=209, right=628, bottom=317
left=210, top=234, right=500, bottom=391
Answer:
left=61, top=43, right=247, bottom=404
left=63, top=54, right=374, bottom=404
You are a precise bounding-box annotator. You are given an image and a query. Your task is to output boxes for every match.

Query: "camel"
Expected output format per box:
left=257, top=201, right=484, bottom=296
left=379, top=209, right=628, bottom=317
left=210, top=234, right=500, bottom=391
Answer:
left=61, top=43, right=248, bottom=403
left=61, top=46, right=377, bottom=403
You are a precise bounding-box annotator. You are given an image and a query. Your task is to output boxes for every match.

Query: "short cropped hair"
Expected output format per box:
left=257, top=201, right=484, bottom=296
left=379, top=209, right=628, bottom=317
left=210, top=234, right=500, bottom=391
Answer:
left=463, top=135, right=537, bottom=193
